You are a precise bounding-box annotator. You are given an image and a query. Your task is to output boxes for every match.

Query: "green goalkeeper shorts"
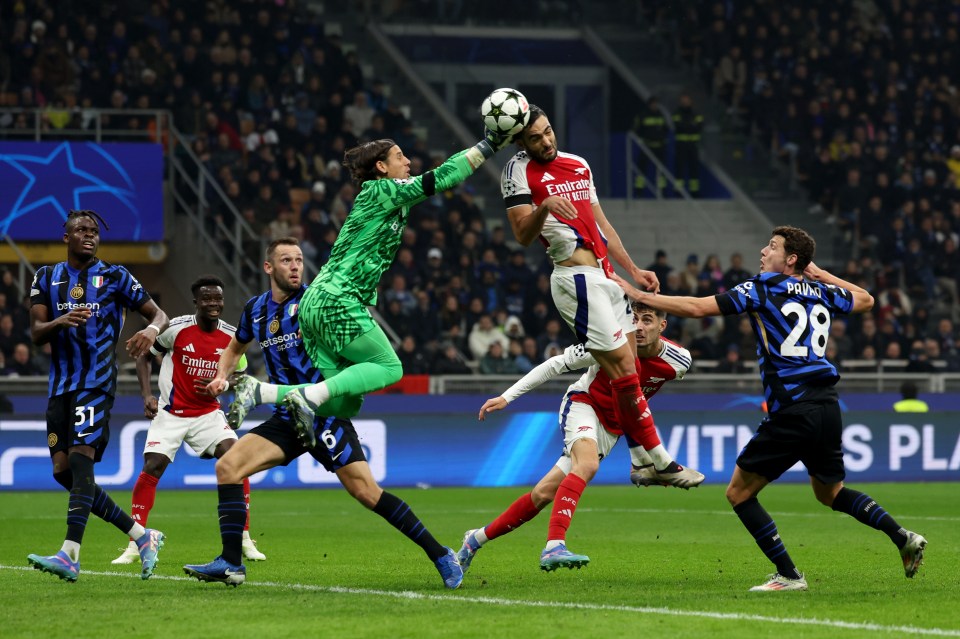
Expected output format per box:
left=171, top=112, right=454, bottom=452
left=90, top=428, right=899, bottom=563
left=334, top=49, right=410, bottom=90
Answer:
left=298, top=287, right=377, bottom=370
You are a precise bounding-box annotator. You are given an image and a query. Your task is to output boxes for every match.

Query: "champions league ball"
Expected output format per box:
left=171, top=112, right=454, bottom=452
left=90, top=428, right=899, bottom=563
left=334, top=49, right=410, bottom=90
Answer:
left=480, top=88, right=531, bottom=137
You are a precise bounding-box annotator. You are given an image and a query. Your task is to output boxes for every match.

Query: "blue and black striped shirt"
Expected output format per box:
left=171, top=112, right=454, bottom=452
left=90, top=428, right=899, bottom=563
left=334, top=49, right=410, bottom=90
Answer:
left=30, top=258, right=151, bottom=397
left=235, top=286, right=325, bottom=419
left=715, top=272, right=854, bottom=412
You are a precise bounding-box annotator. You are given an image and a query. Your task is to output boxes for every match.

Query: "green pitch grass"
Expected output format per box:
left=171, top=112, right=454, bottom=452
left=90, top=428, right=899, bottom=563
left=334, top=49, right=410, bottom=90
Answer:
left=1, top=483, right=957, bottom=639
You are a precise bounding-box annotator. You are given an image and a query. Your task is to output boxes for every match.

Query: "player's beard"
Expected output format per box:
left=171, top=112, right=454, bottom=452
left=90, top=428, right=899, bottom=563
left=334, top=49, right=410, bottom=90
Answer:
left=274, top=273, right=300, bottom=294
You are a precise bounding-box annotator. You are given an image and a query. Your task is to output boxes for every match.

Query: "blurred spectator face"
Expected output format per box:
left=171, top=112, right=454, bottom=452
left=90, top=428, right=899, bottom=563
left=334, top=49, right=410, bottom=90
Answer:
left=401, top=336, right=416, bottom=353
left=885, top=341, right=902, bottom=359
left=924, top=339, right=941, bottom=359
left=487, top=342, right=504, bottom=359
left=13, top=343, right=30, bottom=365
left=469, top=298, right=484, bottom=314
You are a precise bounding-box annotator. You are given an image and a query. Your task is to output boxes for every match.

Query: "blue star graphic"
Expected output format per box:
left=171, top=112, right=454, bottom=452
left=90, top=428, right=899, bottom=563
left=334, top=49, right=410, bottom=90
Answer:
left=0, top=142, right=138, bottom=237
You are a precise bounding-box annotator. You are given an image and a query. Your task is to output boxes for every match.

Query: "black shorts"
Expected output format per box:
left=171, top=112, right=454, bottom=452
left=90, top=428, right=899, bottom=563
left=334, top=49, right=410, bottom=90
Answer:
left=248, top=414, right=367, bottom=473
left=46, top=390, right=116, bottom=462
left=736, top=393, right=845, bottom=484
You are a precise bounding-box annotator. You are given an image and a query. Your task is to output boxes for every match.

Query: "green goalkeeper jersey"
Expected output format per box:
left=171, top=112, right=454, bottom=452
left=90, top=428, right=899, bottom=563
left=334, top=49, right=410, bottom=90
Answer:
left=311, top=150, right=476, bottom=305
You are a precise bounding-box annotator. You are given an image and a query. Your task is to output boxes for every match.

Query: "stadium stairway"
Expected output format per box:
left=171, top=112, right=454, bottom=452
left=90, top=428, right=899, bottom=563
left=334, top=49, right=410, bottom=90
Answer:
left=590, top=22, right=842, bottom=266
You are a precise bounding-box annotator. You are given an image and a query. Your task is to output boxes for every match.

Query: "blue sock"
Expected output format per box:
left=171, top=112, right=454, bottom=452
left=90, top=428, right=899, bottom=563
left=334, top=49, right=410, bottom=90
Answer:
left=831, top=487, right=908, bottom=548
left=373, top=492, right=445, bottom=561
left=734, top=497, right=801, bottom=579
left=55, top=469, right=136, bottom=534
left=218, top=484, right=246, bottom=565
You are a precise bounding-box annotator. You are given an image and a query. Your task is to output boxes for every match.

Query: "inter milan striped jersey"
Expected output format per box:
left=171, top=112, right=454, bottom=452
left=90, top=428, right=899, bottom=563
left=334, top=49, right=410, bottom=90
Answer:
left=235, top=286, right=324, bottom=418
left=501, top=150, right=612, bottom=276
left=715, top=272, right=854, bottom=412
left=30, top=258, right=151, bottom=397
left=152, top=315, right=238, bottom=418
left=312, top=150, right=476, bottom=306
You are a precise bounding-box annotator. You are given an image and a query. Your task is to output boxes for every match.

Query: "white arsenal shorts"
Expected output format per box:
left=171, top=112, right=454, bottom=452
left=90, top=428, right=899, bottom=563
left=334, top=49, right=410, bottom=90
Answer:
left=142, top=409, right=236, bottom=461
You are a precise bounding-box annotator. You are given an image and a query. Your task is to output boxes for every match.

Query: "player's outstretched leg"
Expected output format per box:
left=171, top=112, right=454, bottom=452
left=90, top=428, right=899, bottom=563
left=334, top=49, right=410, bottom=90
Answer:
left=749, top=572, right=808, bottom=592
left=27, top=551, right=80, bottom=582
left=433, top=547, right=464, bottom=589
left=227, top=375, right=260, bottom=429
left=900, top=531, right=927, bottom=578
left=653, top=462, right=705, bottom=489
left=281, top=388, right=319, bottom=448
left=539, top=544, right=590, bottom=572
left=136, top=528, right=165, bottom=580
left=183, top=556, right=246, bottom=586
left=112, top=540, right=140, bottom=564
left=456, top=529, right=483, bottom=573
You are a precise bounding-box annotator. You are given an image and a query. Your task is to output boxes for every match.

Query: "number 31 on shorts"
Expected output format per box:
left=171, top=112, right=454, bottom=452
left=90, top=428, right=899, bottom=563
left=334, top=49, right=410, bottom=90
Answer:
left=74, top=406, right=96, bottom=427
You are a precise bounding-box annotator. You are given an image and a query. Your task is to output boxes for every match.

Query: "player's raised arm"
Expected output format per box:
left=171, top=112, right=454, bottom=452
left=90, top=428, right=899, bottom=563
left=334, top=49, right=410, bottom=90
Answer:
left=804, top=260, right=874, bottom=313
left=478, top=344, right=594, bottom=421
left=593, top=203, right=659, bottom=292
left=612, top=273, right=719, bottom=318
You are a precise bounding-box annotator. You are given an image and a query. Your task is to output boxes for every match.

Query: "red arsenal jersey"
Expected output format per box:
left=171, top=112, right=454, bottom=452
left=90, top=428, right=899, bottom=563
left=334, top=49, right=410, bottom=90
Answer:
left=501, top=150, right=613, bottom=275
left=152, top=315, right=237, bottom=418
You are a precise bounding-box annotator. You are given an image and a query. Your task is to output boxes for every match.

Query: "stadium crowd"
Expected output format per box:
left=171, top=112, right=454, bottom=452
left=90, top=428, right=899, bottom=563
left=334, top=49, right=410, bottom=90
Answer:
left=2, top=0, right=960, bottom=376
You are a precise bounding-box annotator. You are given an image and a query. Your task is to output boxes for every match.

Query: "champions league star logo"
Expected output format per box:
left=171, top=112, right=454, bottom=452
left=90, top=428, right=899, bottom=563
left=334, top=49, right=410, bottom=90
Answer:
left=0, top=141, right=163, bottom=241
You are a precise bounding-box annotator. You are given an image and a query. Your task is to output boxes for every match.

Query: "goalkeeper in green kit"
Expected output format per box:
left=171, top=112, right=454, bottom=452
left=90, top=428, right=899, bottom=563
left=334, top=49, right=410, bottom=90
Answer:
left=227, top=131, right=512, bottom=446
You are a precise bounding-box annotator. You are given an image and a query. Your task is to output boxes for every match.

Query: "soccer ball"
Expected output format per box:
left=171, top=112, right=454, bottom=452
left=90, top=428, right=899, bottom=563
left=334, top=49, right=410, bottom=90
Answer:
left=480, top=88, right=531, bottom=137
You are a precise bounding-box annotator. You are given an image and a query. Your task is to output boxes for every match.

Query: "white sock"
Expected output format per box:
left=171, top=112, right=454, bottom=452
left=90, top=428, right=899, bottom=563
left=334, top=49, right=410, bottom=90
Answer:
left=128, top=523, right=146, bottom=540
left=545, top=539, right=564, bottom=550
left=303, top=382, right=330, bottom=406
left=243, top=530, right=252, bottom=541
left=646, top=444, right=674, bottom=470
left=259, top=382, right=279, bottom=404
left=474, top=528, right=489, bottom=546
left=60, top=540, right=80, bottom=562
left=630, top=446, right=654, bottom=468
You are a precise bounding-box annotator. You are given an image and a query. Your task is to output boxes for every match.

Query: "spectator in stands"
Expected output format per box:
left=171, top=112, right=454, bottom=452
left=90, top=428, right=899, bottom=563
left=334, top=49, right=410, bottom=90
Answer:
left=432, top=342, right=472, bottom=375
left=535, top=318, right=570, bottom=358
left=514, top=336, right=542, bottom=374
left=722, top=252, right=751, bottom=291
left=397, top=336, right=430, bottom=375
left=904, top=340, right=937, bottom=373
left=7, top=343, right=41, bottom=376
left=716, top=343, right=749, bottom=374
left=409, top=290, right=441, bottom=349
left=829, top=320, right=855, bottom=363
left=647, top=249, right=672, bottom=286
left=468, top=314, right=510, bottom=362
left=479, top=341, right=519, bottom=375
left=0, top=312, right=28, bottom=360
left=680, top=253, right=700, bottom=294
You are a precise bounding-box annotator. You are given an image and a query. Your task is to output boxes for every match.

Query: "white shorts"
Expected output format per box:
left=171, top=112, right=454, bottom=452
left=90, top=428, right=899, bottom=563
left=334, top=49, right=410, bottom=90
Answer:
left=550, top=264, right=634, bottom=352
left=554, top=394, right=621, bottom=475
left=143, top=409, right=236, bottom=461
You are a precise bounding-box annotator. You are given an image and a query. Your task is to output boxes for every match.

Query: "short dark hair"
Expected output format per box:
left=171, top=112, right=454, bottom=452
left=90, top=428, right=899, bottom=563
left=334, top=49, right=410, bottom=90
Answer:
left=523, top=104, right=546, bottom=135
left=632, top=300, right=666, bottom=319
left=900, top=380, right=919, bottom=400
left=190, top=274, right=224, bottom=298
left=266, top=237, right=300, bottom=262
left=772, top=225, right=816, bottom=272
left=343, top=139, right=396, bottom=185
